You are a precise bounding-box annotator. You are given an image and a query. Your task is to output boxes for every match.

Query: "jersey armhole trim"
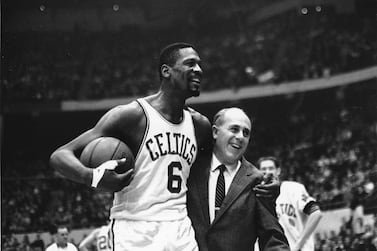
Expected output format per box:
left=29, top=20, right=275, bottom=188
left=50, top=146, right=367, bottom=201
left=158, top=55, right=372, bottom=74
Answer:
left=135, top=99, right=150, bottom=161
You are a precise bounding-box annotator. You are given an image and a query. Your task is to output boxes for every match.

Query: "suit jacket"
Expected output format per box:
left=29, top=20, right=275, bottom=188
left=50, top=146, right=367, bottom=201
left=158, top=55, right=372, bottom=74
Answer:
left=187, top=153, right=290, bottom=251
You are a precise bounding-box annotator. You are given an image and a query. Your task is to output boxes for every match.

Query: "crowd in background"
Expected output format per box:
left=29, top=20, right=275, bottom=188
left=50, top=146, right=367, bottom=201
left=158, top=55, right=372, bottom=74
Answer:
left=314, top=214, right=377, bottom=250
left=252, top=99, right=377, bottom=211
left=2, top=7, right=377, bottom=251
left=2, top=83, right=377, bottom=236
left=2, top=10, right=376, bottom=101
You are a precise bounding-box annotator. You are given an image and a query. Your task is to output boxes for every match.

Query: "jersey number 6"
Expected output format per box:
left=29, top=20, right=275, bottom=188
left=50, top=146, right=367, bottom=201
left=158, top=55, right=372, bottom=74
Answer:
left=168, top=161, right=182, bottom=193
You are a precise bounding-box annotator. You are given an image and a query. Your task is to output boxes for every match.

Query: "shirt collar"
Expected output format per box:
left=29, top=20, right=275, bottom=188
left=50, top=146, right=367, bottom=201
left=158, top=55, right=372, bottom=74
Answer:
left=211, top=153, right=241, bottom=173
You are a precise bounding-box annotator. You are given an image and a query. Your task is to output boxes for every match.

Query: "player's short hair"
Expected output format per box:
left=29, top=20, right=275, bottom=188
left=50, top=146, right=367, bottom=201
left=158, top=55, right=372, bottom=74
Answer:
left=257, top=156, right=280, bottom=169
left=158, top=42, right=196, bottom=80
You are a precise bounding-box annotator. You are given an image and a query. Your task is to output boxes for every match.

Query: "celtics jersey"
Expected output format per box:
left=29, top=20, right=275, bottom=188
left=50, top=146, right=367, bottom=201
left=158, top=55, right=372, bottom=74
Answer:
left=96, top=225, right=111, bottom=251
left=276, top=181, right=316, bottom=251
left=110, top=98, right=198, bottom=221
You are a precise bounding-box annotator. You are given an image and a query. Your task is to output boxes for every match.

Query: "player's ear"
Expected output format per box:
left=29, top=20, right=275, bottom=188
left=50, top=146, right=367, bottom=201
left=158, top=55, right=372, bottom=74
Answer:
left=161, top=64, right=171, bottom=79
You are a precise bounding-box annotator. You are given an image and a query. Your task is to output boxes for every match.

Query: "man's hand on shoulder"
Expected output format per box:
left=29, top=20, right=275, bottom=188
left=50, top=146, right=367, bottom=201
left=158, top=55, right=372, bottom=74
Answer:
left=254, top=173, right=280, bottom=200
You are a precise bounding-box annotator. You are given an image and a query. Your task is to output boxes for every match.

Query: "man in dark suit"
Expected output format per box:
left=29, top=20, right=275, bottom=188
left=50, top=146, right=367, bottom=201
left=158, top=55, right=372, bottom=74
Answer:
left=187, top=107, right=290, bottom=251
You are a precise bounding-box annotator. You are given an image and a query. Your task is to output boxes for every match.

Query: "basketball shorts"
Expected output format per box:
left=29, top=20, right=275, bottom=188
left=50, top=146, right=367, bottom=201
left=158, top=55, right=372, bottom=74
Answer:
left=110, top=216, right=198, bottom=251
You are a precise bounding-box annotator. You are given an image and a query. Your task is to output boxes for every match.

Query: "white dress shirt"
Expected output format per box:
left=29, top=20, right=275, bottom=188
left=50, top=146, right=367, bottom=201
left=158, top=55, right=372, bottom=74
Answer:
left=208, top=154, right=241, bottom=223
left=45, top=243, right=78, bottom=251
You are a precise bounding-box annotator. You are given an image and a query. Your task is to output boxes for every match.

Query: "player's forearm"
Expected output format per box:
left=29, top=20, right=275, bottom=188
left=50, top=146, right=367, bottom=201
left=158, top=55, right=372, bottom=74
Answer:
left=295, top=210, right=323, bottom=249
left=78, top=246, right=89, bottom=251
left=50, top=148, right=92, bottom=186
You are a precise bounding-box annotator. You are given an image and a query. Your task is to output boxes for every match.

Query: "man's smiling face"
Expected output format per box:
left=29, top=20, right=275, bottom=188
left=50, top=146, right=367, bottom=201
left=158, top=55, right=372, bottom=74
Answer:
left=213, top=108, right=251, bottom=167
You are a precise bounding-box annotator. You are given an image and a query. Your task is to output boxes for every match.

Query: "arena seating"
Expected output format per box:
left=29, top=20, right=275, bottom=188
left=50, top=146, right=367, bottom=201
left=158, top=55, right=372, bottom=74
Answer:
left=2, top=11, right=376, bottom=102
left=2, top=8, right=377, bottom=251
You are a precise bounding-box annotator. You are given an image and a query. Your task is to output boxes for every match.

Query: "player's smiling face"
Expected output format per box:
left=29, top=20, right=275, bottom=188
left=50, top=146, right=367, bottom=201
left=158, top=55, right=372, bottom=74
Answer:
left=213, top=109, right=251, bottom=168
left=170, top=47, right=203, bottom=97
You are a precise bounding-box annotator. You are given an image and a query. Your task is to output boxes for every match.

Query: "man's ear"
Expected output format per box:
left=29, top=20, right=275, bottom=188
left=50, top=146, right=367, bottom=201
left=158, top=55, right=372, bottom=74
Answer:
left=277, top=167, right=281, bottom=177
left=161, top=64, right=171, bottom=79
left=212, top=125, right=218, bottom=139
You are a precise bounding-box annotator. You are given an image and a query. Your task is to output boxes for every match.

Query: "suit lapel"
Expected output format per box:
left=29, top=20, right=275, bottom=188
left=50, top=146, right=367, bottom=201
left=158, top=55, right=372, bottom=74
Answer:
left=193, top=154, right=212, bottom=226
left=211, top=158, right=260, bottom=226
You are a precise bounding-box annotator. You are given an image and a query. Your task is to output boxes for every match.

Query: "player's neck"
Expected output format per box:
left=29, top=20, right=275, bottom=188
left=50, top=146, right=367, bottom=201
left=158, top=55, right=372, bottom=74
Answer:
left=147, top=92, right=186, bottom=123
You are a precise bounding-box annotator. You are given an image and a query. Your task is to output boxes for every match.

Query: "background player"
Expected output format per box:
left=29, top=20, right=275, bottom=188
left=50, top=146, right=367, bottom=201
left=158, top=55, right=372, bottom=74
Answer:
left=50, top=42, right=211, bottom=250
left=257, top=156, right=323, bottom=251
left=78, top=223, right=111, bottom=251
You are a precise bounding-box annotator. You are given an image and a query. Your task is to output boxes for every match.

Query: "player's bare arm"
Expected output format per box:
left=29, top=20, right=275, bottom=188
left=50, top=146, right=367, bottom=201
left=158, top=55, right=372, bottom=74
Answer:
left=78, top=228, right=100, bottom=251
left=189, top=107, right=212, bottom=153
left=49, top=101, right=145, bottom=192
left=293, top=202, right=323, bottom=251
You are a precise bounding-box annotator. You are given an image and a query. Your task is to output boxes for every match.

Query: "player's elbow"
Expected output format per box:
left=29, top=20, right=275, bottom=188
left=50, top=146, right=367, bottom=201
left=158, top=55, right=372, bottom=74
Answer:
left=49, top=148, right=68, bottom=173
left=311, top=210, right=323, bottom=224
left=49, top=150, right=60, bottom=169
left=313, top=209, right=323, bottom=218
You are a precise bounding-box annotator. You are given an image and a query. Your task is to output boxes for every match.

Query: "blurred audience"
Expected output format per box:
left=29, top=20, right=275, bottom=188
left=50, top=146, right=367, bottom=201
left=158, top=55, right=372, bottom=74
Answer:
left=2, top=7, right=377, bottom=251
left=2, top=10, right=376, bottom=101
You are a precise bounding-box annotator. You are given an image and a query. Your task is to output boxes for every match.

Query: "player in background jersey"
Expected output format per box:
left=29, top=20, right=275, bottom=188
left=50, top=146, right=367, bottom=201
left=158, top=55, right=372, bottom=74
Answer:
left=257, top=156, right=323, bottom=251
left=50, top=42, right=279, bottom=251
left=78, top=223, right=111, bottom=251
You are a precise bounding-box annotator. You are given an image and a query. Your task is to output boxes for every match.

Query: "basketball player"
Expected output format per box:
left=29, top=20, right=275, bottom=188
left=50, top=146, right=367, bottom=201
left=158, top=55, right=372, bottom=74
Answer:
left=79, top=223, right=111, bottom=251
left=50, top=43, right=211, bottom=250
left=50, top=43, right=278, bottom=250
left=257, top=156, right=323, bottom=251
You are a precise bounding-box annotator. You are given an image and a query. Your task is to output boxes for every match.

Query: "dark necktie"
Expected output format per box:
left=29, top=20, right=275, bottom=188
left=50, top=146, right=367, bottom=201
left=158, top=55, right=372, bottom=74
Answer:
left=215, top=164, right=226, bottom=216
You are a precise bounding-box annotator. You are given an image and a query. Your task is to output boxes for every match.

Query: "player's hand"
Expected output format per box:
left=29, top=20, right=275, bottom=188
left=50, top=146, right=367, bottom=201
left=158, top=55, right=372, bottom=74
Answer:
left=254, top=173, right=280, bottom=200
left=95, top=158, right=135, bottom=192
left=291, top=245, right=301, bottom=251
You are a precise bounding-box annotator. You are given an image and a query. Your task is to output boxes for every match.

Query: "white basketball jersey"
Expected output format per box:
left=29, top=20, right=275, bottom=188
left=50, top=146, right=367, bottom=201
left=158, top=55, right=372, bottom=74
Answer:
left=110, top=98, right=198, bottom=221
left=96, top=225, right=111, bottom=251
left=276, top=181, right=316, bottom=251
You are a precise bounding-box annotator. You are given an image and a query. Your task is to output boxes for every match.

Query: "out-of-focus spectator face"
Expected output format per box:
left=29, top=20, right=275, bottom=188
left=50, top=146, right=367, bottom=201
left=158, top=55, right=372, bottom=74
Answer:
left=56, top=227, right=69, bottom=246
left=259, top=159, right=281, bottom=178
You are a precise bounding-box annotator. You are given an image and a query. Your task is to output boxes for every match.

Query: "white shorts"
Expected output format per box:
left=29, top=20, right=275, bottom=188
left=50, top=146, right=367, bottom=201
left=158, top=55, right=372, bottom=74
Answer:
left=110, top=217, right=198, bottom=251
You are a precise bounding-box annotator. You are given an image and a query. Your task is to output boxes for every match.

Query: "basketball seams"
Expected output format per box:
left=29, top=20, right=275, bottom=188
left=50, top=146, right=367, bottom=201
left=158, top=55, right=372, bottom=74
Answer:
left=111, top=140, right=122, bottom=160
left=80, top=137, right=134, bottom=172
left=89, top=137, right=104, bottom=167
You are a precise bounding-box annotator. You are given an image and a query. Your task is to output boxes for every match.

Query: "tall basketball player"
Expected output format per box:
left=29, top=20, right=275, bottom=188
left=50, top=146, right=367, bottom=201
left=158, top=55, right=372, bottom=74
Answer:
left=50, top=43, right=212, bottom=250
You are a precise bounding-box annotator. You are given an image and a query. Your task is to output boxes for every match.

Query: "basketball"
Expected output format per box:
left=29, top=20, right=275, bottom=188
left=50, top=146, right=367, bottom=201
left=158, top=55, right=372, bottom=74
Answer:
left=80, top=137, right=135, bottom=173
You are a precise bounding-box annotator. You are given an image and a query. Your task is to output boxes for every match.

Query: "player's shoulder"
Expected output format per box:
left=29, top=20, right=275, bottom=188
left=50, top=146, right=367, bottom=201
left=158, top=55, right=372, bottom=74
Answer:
left=110, top=100, right=144, bottom=116
left=103, top=101, right=145, bottom=124
left=67, top=242, right=78, bottom=250
left=282, top=180, right=305, bottom=190
left=99, top=224, right=110, bottom=232
left=186, top=106, right=211, bottom=129
left=186, top=106, right=212, bottom=150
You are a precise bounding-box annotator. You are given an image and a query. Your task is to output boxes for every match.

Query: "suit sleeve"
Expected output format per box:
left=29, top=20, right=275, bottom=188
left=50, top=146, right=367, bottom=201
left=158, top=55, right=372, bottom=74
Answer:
left=256, top=196, right=290, bottom=251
